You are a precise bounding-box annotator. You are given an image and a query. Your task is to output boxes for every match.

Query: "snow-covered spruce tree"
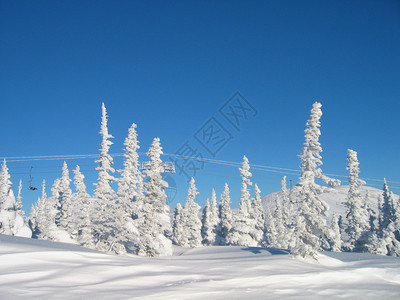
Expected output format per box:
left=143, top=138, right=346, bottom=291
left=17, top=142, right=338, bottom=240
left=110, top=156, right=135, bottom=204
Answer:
left=239, top=155, right=252, bottom=216
left=280, top=176, right=295, bottom=248
left=49, top=171, right=63, bottom=227
left=360, top=190, right=380, bottom=253
left=381, top=179, right=395, bottom=232
left=178, top=178, right=202, bottom=248
left=58, top=161, right=74, bottom=235
left=0, top=159, right=31, bottom=237
left=363, top=191, right=377, bottom=233
left=29, top=203, right=38, bottom=235
left=92, top=103, right=125, bottom=254
left=377, top=194, right=384, bottom=233
left=264, top=209, right=278, bottom=247
left=144, top=138, right=171, bottom=236
left=297, top=102, right=341, bottom=188
left=292, top=102, right=332, bottom=258
left=209, top=188, right=219, bottom=244
left=73, top=165, right=94, bottom=248
left=376, top=219, right=400, bottom=257
left=137, top=137, right=173, bottom=256
left=291, top=178, right=331, bottom=259
left=29, top=201, right=38, bottom=235
left=281, top=176, right=294, bottom=227
left=35, top=176, right=76, bottom=243
left=201, top=199, right=213, bottom=246
left=32, top=179, right=61, bottom=241
left=30, top=180, right=47, bottom=237
left=216, top=183, right=233, bottom=245
left=393, top=192, right=400, bottom=248
left=329, top=213, right=342, bottom=252
left=0, top=159, right=14, bottom=235
left=228, top=156, right=258, bottom=246
left=297, top=102, right=340, bottom=188
left=344, top=149, right=370, bottom=252
left=117, top=123, right=143, bottom=243
left=273, top=197, right=287, bottom=248
left=251, top=184, right=265, bottom=245
left=291, top=211, right=320, bottom=259
left=172, top=203, right=184, bottom=245
left=375, top=181, right=400, bottom=256
left=16, top=180, right=24, bottom=217
left=44, top=179, right=63, bottom=240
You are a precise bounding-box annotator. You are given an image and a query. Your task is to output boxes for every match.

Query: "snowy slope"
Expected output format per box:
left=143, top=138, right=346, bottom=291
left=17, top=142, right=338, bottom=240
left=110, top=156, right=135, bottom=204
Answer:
left=1, top=234, right=400, bottom=299
left=262, top=185, right=397, bottom=221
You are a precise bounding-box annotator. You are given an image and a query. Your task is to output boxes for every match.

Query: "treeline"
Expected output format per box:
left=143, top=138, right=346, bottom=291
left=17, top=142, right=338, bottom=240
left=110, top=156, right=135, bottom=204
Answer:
left=1, top=102, right=399, bottom=259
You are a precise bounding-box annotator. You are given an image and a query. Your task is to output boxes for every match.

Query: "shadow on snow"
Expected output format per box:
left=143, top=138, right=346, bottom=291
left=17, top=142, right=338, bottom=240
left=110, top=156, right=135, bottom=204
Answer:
left=241, top=247, right=290, bottom=255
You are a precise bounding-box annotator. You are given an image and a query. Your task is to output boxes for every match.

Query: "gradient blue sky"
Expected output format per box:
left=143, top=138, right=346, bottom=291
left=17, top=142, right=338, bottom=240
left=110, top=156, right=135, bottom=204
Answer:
left=1, top=0, right=399, bottom=213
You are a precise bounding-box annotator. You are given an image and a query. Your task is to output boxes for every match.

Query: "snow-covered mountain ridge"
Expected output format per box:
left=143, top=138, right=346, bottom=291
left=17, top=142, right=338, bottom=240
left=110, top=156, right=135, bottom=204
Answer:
left=262, top=185, right=398, bottom=221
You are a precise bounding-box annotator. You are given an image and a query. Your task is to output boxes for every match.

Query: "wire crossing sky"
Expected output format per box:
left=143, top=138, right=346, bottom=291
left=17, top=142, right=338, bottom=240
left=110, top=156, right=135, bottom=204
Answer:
left=2, top=153, right=400, bottom=186
left=1, top=1, right=399, bottom=212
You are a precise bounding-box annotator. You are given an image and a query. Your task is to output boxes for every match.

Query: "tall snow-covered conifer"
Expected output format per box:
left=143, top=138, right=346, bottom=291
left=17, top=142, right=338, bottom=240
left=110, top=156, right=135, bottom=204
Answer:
left=143, top=137, right=171, bottom=236
left=251, top=184, right=264, bottom=244
left=298, top=102, right=339, bottom=188
left=273, top=197, right=287, bottom=248
left=377, top=180, right=400, bottom=256
left=281, top=176, right=293, bottom=228
left=0, top=159, right=31, bottom=237
left=73, top=165, right=93, bottom=248
left=137, top=137, right=173, bottom=256
left=0, top=159, right=13, bottom=235
left=117, top=123, right=143, bottom=251
left=264, top=209, right=278, bottom=247
left=118, top=123, right=143, bottom=221
left=344, top=149, right=370, bottom=252
left=92, top=103, right=120, bottom=252
left=172, top=203, right=184, bottom=245
left=94, top=103, right=116, bottom=200
left=292, top=102, right=331, bottom=258
left=228, top=156, right=258, bottom=246
left=58, top=161, right=74, bottom=235
left=239, top=155, right=252, bottom=216
left=216, top=183, right=233, bottom=245
left=329, top=213, right=342, bottom=252
left=381, top=179, right=395, bottom=231
left=178, top=178, right=202, bottom=248
left=201, top=199, right=213, bottom=246
left=44, top=179, right=63, bottom=240
left=209, top=188, right=219, bottom=243
left=30, top=180, right=47, bottom=238
left=16, top=180, right=24, bottom=216
left=280, top=176, right=294, bottom=248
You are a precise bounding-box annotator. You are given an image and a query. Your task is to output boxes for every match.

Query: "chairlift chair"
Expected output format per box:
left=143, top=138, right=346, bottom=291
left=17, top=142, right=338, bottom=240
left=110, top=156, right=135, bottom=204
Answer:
left=28, top=167, right=38, bottom=190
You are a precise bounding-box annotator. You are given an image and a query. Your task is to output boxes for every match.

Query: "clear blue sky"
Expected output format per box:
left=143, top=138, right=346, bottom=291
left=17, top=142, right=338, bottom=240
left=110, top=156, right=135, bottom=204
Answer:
left=1, top=0, right=399, bottom=213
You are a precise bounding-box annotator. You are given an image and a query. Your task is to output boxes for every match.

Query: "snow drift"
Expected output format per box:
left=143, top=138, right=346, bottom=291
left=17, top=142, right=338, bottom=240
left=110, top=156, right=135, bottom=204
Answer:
left=1, top=234, right=399, bottom=299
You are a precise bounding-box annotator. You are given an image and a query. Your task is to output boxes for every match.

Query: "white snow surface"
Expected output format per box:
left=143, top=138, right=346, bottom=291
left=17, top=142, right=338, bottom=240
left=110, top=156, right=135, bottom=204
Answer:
left=1, top=234, right=400, bottom=299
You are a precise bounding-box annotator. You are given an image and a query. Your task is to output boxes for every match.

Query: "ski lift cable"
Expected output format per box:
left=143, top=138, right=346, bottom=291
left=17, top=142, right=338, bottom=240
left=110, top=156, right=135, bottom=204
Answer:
left=14, top=166, right=400, bottom=190
left=2, top=154, right=100, bottom=159
left=2, top=152, right=400, bottom=185
left=163, top=153, right=400, bottom=184
left=205, top=167, right=291, bottom=181
left=11, top=161, right=398, bottom=188
left=195, top=170, right=282, bottom=186
left=10, top=163, right=96, bottom=169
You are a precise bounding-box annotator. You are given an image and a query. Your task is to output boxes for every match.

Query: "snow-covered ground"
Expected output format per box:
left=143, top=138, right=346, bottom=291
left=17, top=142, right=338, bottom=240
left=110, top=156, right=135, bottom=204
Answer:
left=1, top=234, right=400, bottom=299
